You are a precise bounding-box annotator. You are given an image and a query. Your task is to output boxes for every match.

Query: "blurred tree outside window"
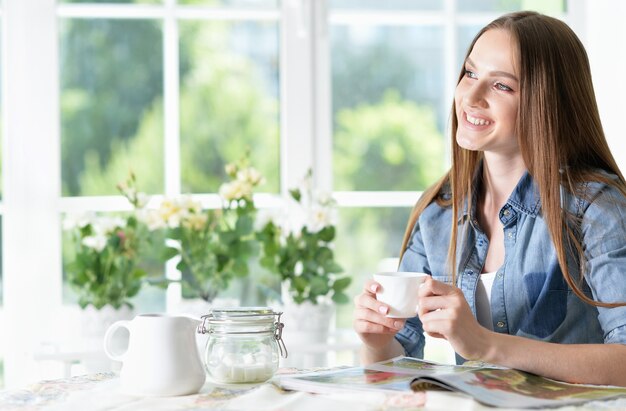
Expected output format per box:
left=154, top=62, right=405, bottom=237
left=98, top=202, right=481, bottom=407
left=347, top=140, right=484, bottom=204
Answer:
left=178, top=20, right=279, bottom=194
left=60, top=18, right=164, bottom=196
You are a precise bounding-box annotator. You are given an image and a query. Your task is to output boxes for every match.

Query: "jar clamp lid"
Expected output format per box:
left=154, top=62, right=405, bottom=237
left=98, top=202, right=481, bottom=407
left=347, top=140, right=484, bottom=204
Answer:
left=197, top=307, right=288, bottom=358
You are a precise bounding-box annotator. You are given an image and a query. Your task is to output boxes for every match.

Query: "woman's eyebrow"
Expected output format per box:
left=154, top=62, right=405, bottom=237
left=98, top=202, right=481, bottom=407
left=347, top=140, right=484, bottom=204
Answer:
left=466, top=57, right=519, bottom=82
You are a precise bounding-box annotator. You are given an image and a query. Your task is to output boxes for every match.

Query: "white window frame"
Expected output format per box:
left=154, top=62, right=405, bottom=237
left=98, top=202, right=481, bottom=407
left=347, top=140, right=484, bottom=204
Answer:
left=4, top=0, right=620, bottom=388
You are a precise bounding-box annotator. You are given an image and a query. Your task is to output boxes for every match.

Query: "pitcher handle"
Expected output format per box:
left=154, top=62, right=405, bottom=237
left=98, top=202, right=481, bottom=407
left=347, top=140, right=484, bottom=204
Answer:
left=103, top=320, right=130, bottom=362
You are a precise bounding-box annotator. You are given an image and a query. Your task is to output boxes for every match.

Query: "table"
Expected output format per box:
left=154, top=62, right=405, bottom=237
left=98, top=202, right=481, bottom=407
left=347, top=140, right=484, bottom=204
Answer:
left=1, top=372, right=626, bottom=411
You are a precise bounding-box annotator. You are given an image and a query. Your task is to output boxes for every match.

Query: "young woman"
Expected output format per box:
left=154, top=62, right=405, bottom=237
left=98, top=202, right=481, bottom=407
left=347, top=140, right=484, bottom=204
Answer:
left=353, top=11, right=626, bottom=387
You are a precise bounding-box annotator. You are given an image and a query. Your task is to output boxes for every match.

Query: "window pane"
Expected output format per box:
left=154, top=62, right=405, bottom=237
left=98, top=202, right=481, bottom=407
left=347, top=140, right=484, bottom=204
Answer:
left=179, top=20, right=280, bottom=193
left=60, top=19, right=164, bottom=196
left=334, top=207, right=412, bottom=328
left=330, top=0, right=442, bottom=11
left=62, top=212, right=166, bottom=312
left=177, top=0, right=278, bottom=7
left=331, top=25, right=446, bottom=191
left=457, top=0, right=565, bottom=13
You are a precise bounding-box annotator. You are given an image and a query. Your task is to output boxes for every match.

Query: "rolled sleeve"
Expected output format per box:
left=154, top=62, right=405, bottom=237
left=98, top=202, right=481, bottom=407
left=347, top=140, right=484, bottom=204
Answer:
left=394, top=316, right=426, bottom=358
left=396, top=216, right=430, bottom=357
left=399, top=216, right=431, bottom=274
left=582, top=185, right=626, bottom=342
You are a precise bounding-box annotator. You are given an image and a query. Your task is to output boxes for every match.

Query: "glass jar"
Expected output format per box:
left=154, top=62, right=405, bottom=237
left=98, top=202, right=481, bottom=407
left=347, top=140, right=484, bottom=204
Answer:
left=197, top=307, right=287, bottom=384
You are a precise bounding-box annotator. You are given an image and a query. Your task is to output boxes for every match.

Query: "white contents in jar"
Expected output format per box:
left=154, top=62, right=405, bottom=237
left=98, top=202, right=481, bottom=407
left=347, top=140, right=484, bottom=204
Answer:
left=208, top=349, right=276, bottom=383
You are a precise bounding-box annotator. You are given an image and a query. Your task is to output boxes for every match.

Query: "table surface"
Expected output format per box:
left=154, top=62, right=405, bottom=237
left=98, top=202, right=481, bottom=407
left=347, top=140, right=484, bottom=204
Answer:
left=1, top=371, right=626, bottom=411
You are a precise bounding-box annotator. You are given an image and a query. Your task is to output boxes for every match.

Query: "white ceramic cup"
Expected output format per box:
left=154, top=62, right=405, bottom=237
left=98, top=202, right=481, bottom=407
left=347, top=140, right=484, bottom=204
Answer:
left=373, top=272, right=428, bottom=318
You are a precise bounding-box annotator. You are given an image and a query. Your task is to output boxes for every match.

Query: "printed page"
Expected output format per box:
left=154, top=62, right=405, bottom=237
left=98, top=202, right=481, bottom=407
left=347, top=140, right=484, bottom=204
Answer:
left=413, top=367, right=626, bottom=409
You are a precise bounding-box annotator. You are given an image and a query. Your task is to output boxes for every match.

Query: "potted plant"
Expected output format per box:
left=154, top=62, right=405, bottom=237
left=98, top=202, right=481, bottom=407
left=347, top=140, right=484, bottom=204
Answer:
left=63, top=173, right=151, bottom=344
left=256, top=171, right=351, bottom=365
left=148, top=155, right=264, bottom=315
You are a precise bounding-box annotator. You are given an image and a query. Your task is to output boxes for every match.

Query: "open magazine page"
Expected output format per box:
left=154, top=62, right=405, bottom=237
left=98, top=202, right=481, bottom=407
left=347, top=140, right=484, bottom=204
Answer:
left=273, top=356, right=483, bottom=395
left=414, top=367, right=626, bottom=409
left=273, top=356, right=626, bottom=409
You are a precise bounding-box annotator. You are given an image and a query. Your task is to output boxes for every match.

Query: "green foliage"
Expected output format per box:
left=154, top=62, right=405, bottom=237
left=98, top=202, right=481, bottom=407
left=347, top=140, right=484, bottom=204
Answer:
left=257, top=181, right=351, bottom=305
left=154, top=155, right=263, bottom=302
left=73, top=20, right=280, bottom=196
left=334, top=90, right=445, bottom=191
left=64, top=175, right=152, bottom=309
left=60, top=19, right=164, bottom=196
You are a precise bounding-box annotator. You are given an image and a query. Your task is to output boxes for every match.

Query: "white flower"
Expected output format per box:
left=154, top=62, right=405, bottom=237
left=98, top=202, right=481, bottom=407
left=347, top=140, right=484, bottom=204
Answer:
left=225, top=163, right=237, bottom=176
left=156, top=198, right=185, bottom=228
left=255, top=207, right=283, bottom=230
left=63, top=212, right=95, bottom=231
left=283, top=198, right=307, bottom=237
left=237, top=167, right=265, bottom=186
left=314, top=190, right=335, bottom=207
left=179, top=195, right=202, bottom=214
left=305, top=205, right=336, bottom=233
left=294, top=261, right=303, bottom=276
left=139, top=209, right=167, bottom=231
left=219, top=180, right=252, bottom=201
left=182, top=212, right=208, bottom=231
left=93, top=216, right=126, bottom=235
left=82, top=235, right=107, bottom=252
left=135, top=192, right=149, bottom=209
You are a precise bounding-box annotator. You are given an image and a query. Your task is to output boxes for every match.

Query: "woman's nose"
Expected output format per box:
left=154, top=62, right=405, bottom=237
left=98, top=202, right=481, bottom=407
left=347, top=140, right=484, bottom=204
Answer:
left=463, top=82, right=488, bottom=108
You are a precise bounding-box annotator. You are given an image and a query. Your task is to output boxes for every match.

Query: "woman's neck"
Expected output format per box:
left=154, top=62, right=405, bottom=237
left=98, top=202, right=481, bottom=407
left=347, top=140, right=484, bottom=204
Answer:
left=480, top=153, right=527, bottom=213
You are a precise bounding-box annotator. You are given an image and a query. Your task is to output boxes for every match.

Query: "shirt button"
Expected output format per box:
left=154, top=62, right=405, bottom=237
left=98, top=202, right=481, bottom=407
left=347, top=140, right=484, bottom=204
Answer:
left=497, top=321, right=505, bottom=328
left=467, top=270, right=474, bottom=275
left=497, top=272, right=503, bottom=279
left=503, top=209, right=510, bottom=216
left=507, top=232, right=514, bottom=239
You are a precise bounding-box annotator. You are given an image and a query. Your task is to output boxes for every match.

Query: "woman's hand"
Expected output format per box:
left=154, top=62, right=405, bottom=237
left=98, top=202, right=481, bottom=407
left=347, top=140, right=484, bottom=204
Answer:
left=353, top=279, right=406, bottom=351
left=417, top=277, right=492, bottom=361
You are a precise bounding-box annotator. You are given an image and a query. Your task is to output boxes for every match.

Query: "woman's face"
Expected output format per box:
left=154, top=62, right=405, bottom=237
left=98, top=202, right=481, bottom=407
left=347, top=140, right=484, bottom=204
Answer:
left=454, top=29, right=520, bottom=157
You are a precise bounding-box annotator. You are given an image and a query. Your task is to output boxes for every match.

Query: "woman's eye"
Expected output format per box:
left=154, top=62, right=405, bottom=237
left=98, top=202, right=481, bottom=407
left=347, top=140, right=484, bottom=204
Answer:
left=495, top=82, right=513, bottom=92
left=464, top=69, right=477, bottom=79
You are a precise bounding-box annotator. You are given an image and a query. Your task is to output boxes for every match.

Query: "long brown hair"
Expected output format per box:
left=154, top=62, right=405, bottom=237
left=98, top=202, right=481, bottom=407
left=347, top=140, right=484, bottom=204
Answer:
left=400, top=11, right=626, bottom=308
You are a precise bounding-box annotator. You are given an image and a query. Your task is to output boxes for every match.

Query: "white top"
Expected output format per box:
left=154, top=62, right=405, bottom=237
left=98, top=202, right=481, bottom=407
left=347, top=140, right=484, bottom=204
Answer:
left=475, top=271, right=497, bottom=331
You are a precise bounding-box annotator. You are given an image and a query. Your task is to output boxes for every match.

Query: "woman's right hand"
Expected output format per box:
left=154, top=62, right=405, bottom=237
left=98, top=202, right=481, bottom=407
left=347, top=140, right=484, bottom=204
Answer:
left=353, top=279, right=406, bottom=351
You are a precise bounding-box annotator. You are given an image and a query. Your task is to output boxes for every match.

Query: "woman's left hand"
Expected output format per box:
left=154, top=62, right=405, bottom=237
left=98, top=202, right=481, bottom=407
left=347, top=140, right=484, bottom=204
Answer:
left=417, top=276, right=492, bottom=361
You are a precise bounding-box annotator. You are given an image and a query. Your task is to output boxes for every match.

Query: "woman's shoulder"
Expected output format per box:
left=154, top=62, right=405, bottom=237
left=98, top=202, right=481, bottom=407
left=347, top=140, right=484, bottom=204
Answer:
left=574, top=169, right=626, bottom=216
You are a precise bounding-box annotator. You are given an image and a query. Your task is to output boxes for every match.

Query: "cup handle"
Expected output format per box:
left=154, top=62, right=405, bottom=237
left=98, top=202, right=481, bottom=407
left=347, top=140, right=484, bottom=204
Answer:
left=103, top=320, right=130, bottom=362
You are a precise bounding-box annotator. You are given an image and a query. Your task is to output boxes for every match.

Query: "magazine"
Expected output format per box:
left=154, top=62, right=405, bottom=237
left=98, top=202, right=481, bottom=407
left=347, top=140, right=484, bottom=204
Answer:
left=273, top=356, right=626, bottom=409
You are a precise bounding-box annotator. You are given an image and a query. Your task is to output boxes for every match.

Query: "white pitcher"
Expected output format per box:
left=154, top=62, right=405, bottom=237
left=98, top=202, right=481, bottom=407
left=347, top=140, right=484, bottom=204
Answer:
left=104, top=313, right=206, bottom=396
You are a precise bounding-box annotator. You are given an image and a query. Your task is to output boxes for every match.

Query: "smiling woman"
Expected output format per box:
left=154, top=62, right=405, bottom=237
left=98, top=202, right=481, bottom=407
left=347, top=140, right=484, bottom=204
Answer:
left=353, top=11, right=626, bottom=388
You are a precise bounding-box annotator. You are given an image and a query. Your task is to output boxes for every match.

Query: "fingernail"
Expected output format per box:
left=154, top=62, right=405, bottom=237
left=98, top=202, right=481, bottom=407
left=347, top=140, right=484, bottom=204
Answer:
left=370, top=284, right=378, bottom=293
left=394, top=321, right=403, bottom=329
left=378, top=306, right=388, bottom=314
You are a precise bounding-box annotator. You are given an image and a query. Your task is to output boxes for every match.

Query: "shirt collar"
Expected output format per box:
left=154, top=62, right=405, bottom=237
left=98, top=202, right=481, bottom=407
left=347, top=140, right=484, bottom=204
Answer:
left=458, top=165, right=541, bottom=223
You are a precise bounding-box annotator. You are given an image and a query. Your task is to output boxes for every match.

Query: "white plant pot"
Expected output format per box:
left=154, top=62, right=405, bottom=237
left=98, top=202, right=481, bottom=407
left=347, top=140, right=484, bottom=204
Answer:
left=273, top=283, right=336, bottom=368
left=78, top=305, right=134, bottom=373
left=170, top=297, right=240, bottom=357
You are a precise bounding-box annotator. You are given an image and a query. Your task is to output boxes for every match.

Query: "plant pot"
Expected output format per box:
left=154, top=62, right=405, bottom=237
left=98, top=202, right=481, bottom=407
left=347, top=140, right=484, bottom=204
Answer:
left=170, top=297, right=240, bottom=355
left=273, top=283, right=336, bottom=368
left=78, top=304, right=134, bottom=373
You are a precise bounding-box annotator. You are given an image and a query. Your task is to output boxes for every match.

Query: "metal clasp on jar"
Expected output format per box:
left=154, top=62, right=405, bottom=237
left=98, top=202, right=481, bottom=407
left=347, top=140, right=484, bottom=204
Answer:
left=274, top=312, right=288, bottom=358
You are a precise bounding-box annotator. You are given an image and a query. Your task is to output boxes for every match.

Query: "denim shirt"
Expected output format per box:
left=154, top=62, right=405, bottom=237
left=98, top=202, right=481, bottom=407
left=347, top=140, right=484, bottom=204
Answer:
left=395, top=171, right=626, bottom=362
